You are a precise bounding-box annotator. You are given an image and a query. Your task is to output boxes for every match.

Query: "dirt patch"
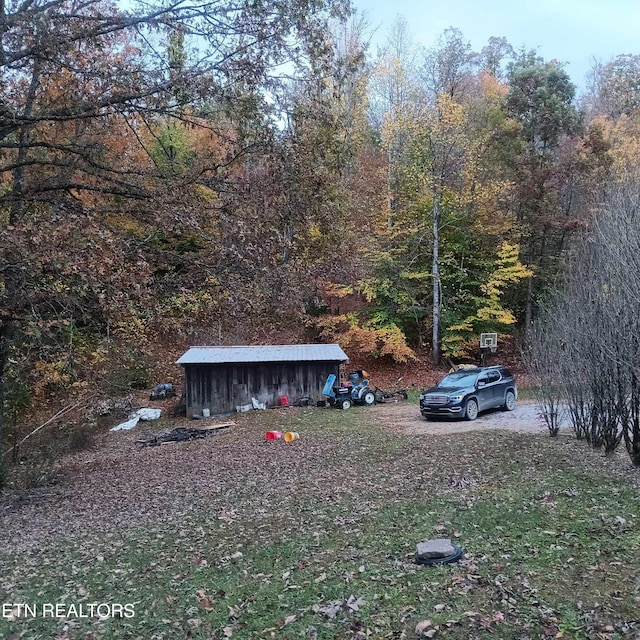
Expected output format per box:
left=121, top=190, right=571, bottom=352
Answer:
left=370, top=399, right=572, bottom=436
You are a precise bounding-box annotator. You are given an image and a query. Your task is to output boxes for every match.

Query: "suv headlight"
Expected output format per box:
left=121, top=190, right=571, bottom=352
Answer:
left=448, top=394, right=465, bottom=402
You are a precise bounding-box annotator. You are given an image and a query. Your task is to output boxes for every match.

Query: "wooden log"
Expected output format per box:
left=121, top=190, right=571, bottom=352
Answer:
left=190, top=421, right=235, bottom=431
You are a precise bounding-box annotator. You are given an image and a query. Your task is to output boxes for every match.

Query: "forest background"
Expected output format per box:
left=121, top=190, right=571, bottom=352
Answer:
left=3, top=0, right=640, bottom=481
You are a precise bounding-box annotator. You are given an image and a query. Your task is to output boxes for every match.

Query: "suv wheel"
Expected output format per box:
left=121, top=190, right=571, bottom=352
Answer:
left=464, top=398, right=478, bottom=421
left=502, top=390, right=516, bottom=411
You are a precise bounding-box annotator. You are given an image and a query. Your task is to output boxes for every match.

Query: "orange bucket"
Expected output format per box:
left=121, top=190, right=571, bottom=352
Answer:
left=284, top=431, right=299, bottom=442
left=266, top=431, right=283, bottom=441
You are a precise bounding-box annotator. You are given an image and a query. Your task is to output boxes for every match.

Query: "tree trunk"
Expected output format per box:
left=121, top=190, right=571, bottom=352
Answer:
left=387, top=147, right=393, bottom=228
left=628, top=370, right=640, bottom=466
left=524, top=275, right=533, bottom=339
left=432, top=192, right=440, bottom=364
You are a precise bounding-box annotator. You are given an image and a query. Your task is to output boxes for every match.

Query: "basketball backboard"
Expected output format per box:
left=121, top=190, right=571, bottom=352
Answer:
left=480, top=332, right=498, bottom=349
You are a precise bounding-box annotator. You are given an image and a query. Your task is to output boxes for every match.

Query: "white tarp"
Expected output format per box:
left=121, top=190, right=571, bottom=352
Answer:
left=136, top=408, right=162, bottom=421
left=111, top=408, right=162, bottom=431
left=111, top=416, right=140, bottom=431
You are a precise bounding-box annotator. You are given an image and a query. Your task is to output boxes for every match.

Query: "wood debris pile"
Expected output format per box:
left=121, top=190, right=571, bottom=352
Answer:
left=136, top=422, right=234, bottom=447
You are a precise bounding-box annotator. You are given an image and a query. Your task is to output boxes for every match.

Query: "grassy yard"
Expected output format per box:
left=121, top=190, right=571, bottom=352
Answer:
left=1, top=405, right=640, bottom=639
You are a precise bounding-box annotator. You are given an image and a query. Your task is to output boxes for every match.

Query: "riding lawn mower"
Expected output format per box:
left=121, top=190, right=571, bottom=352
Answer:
left=322, top=370, right=377, bottom=410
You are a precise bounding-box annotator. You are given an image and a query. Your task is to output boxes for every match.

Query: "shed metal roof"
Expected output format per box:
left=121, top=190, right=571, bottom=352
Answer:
left=176, top=344, right=348, bottom=365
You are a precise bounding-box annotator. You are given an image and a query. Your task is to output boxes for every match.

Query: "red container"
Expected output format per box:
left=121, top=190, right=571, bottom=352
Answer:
left=266, top=431, right=282, bottom=441
left=279, top=395, right=289, bottom=407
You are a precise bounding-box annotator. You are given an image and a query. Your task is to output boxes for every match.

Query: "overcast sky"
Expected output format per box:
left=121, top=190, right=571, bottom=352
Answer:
left=352, top=0, right=640, bottom=92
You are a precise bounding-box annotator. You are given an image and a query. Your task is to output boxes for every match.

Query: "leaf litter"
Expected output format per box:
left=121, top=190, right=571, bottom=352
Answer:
left=2, top=405, right=640, bottom=638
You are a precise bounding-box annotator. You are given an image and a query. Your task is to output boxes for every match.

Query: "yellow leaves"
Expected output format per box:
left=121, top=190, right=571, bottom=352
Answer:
left=162, top=290, right=218, bottom=319
left=478, top=70, right=508, bottom=101
left=312, top=314, right=416, bottom=363
left=376, top=324, right=417, bottom=362
left=195, top=184, right=217, bottom=204
left=380, top=86, right=468, bottom=158
left=104, top=214, right=149, bottom=238
left=595, top=112, right=640, bottom=180
left=33, top=360, right=71, bottom=398
left=112, top=316, right=149, bottom=345
left=478, top=242, right=531, bottom=324
left=308, top=223, right=324, bottom=243
left=434, top=94, right=466, bottom=131
left=481, top=242, right=533, bottom=299
left=321, top=281, right=354, bottom=298
left=475, top=307, right=516, bottom=324
left=470, top=180, right=514, bottom=235
left=399, top=270, right=430, bottom=280
left=574, top=111, right=640, bottom=187
left=442, top=242, right=530, bottom=357
left=381, top=109, right=421, bottom=152
left=359, top=279, right=380, bottom=304
left=475, top=243, right=530, bottom=328
left=446, top=320, right=474, bottom=333
left=314, top=313, right=377, bottom=354
left=373, top=61, right=515, bottom=252
left=441, top=330, right=476, bottom=359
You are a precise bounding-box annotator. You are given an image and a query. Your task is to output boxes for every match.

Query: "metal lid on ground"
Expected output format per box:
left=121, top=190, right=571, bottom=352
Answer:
left=415, top=538, right=464, bottom=565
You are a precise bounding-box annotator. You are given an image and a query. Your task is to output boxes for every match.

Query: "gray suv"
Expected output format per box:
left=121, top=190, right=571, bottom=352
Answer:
left=420, top=366, right=517, bottom=421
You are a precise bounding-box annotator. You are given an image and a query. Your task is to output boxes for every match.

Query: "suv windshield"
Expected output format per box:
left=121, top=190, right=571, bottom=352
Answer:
left=436, top=371, right=479, bottom=388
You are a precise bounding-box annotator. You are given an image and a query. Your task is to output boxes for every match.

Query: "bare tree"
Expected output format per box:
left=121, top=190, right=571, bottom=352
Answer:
left=530, top=179, right=640, bottom=463
left=420, top=28, right=477, bottom=104
left=523, top=314, right=564, bottom=437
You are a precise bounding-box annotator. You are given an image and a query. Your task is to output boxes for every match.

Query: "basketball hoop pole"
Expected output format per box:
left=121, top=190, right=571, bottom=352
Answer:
left=479, top=332, right=498, bottom=365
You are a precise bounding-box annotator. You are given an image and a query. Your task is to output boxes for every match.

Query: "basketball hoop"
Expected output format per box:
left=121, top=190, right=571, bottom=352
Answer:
left=479, top=332, right=498, bottom=351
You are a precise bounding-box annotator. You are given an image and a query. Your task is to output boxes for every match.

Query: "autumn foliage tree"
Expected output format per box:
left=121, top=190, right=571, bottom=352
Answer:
left=0, top=0, right=351, bottom=485
left=362, top=33, right=527, bottom=363
left=504, top=51, right=583, bottom=330
left=6, top=6, right=640, bottom=486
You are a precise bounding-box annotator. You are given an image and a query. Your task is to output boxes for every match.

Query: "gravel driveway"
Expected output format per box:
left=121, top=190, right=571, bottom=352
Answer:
left=370, top=399, right=572, bottom=436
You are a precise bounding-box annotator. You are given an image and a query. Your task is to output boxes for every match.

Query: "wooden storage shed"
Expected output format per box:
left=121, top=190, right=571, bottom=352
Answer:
left=177, top=344, right=348, bottom=417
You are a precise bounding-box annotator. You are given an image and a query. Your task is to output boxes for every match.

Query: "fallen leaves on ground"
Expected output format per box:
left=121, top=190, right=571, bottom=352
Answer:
left=2, top=406, right=640, bottom=639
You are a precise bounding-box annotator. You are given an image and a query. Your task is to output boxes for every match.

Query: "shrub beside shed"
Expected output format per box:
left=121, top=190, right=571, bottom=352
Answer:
left=177, top=344, right=349, bottom=417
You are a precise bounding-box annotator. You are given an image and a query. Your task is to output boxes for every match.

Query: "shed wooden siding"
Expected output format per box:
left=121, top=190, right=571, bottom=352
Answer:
left=184, top=361, right=341, bottom=416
